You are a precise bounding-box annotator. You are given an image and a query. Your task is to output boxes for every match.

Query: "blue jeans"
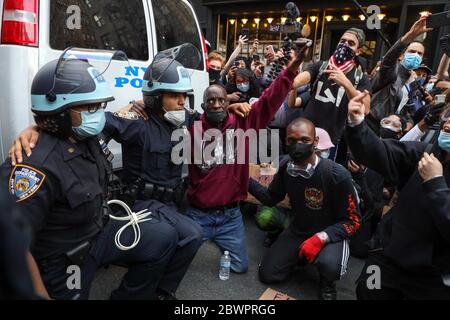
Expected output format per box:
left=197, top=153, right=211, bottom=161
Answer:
left=186, top=206, right=249, bottom=273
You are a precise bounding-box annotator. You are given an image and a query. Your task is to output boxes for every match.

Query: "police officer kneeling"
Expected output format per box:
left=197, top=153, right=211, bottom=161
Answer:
left=0, top=58, right=182, bottom=300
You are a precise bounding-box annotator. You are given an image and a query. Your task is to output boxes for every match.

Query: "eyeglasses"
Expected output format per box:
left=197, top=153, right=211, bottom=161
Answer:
left=73, top=102, right=107, bottom=114
left=205, top=97, right=227, bottom=106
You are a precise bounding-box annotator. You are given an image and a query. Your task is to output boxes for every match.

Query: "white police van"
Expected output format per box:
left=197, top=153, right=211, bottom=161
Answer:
left=0, top=0, right=209, bottom=167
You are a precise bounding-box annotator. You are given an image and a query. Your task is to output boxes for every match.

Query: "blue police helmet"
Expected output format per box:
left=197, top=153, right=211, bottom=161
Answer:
left=142, top=58, right=193, bottom=96
left=31, top=59, right=114, bottom=115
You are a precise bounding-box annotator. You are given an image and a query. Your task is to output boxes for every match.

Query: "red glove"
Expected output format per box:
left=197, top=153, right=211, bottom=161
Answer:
left=298, top=234, right=327, bottom=263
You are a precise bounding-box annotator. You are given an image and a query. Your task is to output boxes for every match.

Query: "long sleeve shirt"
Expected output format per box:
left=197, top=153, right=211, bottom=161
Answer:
left=346, top=120, right=450, bottom=273
left=187, top=68, right=297, bottom=209
left=249, top=158, right=361, bottom=243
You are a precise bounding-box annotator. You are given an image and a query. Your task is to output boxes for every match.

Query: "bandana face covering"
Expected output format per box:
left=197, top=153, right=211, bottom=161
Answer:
left=329, top=43, right=356, bottom=74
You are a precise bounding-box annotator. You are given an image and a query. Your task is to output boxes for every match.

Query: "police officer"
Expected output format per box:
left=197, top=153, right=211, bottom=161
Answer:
left=102, top=56, right=204, bottom=299
left=8, top=47, right=250, bottom=299
left=0, top=57, right=184, bottom=300
left=347, top=91, right=450, bottom=300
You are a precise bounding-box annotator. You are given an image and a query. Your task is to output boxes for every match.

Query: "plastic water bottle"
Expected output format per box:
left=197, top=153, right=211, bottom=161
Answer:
left=219, top=251, right=231, bottom=280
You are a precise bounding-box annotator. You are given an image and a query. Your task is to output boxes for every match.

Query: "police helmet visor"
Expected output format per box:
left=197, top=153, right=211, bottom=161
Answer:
left=51, top=47, right=129, bottom=97
left=149, top=43, right=201, bottom=83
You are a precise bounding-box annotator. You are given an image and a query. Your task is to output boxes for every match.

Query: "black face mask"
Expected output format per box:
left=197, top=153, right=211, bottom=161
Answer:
left=286, top=142, right=315, bottom=164
left=205, top=109, right=228, bottom=127
left=209, top=69, right=221, bottom=85
left=380, top=127, right=399, bottom=140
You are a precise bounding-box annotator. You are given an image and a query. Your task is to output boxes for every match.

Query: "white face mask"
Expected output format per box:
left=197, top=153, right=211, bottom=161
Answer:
left=163, top=108, right=185, bottom=127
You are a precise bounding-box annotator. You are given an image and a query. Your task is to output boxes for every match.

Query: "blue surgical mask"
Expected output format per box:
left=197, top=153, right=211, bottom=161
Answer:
left=438, top=130, right=450, bottom=153
left=402, top=53, right=422, bottom=71
left=425, top=83, right=435, bottom=92
left=72, top=109, right=106, bottom=139
left=416, top=77, right=425, bottom=86
left=237, top=82, right=250, bottom=93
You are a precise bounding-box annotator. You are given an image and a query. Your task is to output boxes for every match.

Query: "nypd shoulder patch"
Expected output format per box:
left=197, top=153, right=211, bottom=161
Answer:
left=113, top=111, right=140, bottom=121
left=8, top=165, right=46, bottom=202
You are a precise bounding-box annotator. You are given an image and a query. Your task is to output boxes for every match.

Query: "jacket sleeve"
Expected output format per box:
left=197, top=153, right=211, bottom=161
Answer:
left=102, top=111, right=143, bottom=145
left=246, top=69, right=297, bottom=130
left=323, top=172, right=361, bottom=243
left=346, top=120, right=425, bottom=187
left=422, top=176, right=450, bottom=243
left=248, top=170, right=287, bottom=207
left=372, top=40, right=407, bottom=93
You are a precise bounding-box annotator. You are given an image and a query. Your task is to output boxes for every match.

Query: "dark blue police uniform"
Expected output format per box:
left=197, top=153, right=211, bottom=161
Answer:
left=102, top=110, right=202, bottom=295
left=0, top=131, right=182, bottom=300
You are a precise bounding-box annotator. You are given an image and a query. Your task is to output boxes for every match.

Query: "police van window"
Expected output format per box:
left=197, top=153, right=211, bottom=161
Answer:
left=50, top=0, right=149, bottom=61
left=151, top=0, right=204, bottom=70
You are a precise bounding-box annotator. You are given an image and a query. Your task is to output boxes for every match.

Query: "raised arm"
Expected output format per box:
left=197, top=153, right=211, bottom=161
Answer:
left=221, top=35, right=248, bottom=77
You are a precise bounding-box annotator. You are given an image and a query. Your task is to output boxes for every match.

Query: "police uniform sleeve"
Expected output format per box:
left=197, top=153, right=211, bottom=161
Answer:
left=422, top=176, right=450, bottom=243
left=3, top=164, right=60, bottom=242
left=102, top=111, right=143, bottom=145
left=248, top=166, right=287, bottom=207
left=323, top=166, right=361, bottom=243
left=346, top=120, right=425, bottom=187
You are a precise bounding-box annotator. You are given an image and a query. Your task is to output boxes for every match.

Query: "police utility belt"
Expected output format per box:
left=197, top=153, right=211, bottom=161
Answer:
left=141, top=182, right=185, bottom=204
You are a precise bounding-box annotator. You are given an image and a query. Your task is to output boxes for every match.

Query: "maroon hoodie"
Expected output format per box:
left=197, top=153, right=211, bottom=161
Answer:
left=187, top=69, right=297, bottom=209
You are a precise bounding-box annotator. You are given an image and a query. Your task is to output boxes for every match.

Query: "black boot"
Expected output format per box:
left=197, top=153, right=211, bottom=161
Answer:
left=156, top=289, right=178, bottom=300
left=318, top=280, right=337, bottom=300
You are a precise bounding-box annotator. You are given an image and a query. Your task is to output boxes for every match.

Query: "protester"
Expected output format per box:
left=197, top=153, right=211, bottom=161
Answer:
left=249, top=118, right=361, bottom=300
left=288, top=28, right=372, bottom=160
left=367, top=14, right=433, bottom=134
left=184, top=43, right=309, bottom=274
left=347, top=90, right=450, bottom=300
left=225, top=68, right=262, bottom=104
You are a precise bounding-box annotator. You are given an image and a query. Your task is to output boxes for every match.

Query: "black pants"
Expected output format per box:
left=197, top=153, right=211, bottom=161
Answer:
left=356, top=252, right=450, bottom=300
left=41, top=200, right=202, bottom=300
left=259, top=226, right=350, bottom=284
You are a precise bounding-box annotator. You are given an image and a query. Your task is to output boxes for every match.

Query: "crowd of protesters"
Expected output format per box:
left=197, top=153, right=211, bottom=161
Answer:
left=1, top=12, right=449, bottom=301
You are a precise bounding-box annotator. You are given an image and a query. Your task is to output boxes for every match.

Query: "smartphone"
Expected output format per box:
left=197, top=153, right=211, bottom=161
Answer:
left=252, top=54, right=260, bottom=61
left=265, top=45, right=275, bottom=56
left=427, top=11, right=450, bottom=29
left=233, top=60, right=240, bottom=68
left=435, top=94, right=446, bottom=104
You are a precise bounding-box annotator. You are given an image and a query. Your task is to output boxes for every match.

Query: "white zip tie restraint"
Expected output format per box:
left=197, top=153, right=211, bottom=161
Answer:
left=107, top=200, right=152, bottom=251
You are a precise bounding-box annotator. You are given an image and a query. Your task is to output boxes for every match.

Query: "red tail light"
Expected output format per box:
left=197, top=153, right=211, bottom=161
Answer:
left=1, top=0, right=39, bottom=46
left=201, top=35, right=209, bottom=71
